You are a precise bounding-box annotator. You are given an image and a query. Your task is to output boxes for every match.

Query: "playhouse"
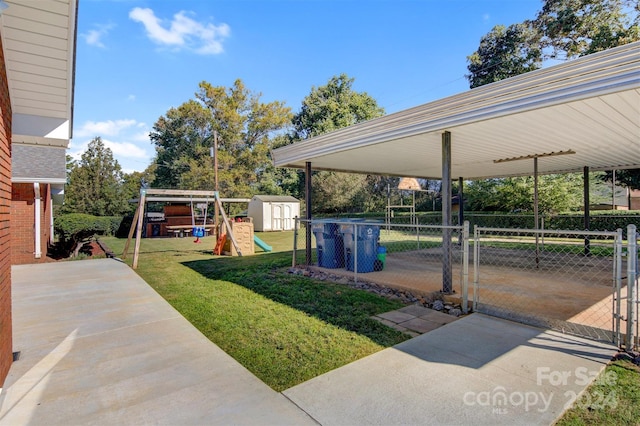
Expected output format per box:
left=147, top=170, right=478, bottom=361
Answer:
left=248, top=195, right=300, bottom=231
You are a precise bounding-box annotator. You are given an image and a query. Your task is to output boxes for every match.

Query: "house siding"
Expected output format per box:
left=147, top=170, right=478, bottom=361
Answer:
left=0, top=34, right=13, bottom=387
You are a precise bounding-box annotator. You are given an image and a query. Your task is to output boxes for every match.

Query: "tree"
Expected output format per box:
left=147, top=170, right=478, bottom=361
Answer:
left=466, top=22, right=543, bottom=88
left=466, top=0, right=639, bottom=88
left=535, top=0, right=639, bottom=59
left=465, top=174, right=585, bottom=213
left=602, top=169, right=640, bottom=190
left=62, top=137, right=129, bottom=216
left=292, top=74, right=385, bottom=213
left=150, top=79, right=292, bottom=197
left=293, top=74, right=384, bottom=139
left=121, top=164, right=157, bottom=214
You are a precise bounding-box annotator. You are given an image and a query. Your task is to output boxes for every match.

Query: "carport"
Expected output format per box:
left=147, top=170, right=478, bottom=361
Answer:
left=272, top=41, right=640, bottom=294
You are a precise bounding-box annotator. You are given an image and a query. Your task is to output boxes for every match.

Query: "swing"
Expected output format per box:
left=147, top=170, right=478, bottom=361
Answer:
left=190, top=197, right=208, bottom=243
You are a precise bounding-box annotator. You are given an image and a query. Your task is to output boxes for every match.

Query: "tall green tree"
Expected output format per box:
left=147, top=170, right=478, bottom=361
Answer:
left=467, top=0, right=639, bottom=87
left=150, top=79, right=292, bottom=197
left=602, top=169, right=640, bottom=190
left=292, top=74, right=385, bottom=213
left=121, top=164, right=157, bottom=214
left=62, top=137, right=129, bottom=216
left=535, top=0, right=639, bottom=58
left=466, top=22, right=543, bottom=88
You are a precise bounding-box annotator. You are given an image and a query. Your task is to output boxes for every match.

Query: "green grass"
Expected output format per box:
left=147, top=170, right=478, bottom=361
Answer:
left=101, top=232, right=408, bottom=391
left=557, top=359, right=640, bottom=425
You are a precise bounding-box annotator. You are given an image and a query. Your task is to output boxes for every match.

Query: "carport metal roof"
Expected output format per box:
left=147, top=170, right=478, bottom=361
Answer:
left=273, top=41, right=640, bottom=180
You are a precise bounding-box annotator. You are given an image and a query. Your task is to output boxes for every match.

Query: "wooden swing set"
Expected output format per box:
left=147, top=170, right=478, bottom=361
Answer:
left=122, top=188, right=245, bottom=269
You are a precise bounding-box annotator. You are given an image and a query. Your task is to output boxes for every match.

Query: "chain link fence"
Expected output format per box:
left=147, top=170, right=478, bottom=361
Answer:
left=293, top=218, right=468, bottom=309
left=473, top=226, right=623, bottom=344
left=624, top=225, right=638, bottom=350
left=291, top=218, right=639, bottom=350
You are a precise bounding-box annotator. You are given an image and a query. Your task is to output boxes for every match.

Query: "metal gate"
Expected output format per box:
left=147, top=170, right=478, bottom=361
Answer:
left=473, top=226, right=625, bottom=344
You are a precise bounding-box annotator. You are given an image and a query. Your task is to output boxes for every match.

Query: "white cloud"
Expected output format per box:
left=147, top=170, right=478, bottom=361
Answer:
left=483, top=13, right=490, bottom=22
left=82, top=23, right=115, bottom=48
left=129, top=7, right=230, bottom=55
left=102, top=139, right=148, bottom=159
left=71, top=119, right=155, bottom=172
left=75, top=119, right=138, bottom=138
left=132, top=131, right=151, bottom=142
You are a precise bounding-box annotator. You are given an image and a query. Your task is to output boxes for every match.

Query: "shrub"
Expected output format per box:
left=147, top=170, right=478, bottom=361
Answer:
left=53, top=214, right=123, bottom=258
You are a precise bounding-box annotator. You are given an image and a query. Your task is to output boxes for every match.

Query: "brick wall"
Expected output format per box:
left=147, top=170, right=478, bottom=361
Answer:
left=0, top=34, right=13, bottom=387
left=11, top=183, right=50, bottom=265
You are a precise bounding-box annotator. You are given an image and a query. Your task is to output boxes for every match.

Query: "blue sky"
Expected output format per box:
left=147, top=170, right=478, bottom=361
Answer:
left=72, top=0, right=545, bottom=173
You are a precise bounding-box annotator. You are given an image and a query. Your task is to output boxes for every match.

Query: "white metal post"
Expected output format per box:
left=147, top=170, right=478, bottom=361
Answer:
left=614, top=228, right=623, bottom=347
left=462, top=221, right=469, bottom=314
left=473, top=225, right=480, bottom=311
left=627, top=224, right=637, bottom=351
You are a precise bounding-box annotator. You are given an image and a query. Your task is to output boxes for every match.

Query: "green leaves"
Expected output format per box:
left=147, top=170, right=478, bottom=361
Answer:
left=467, top=0, right=639, bottom=88
left=150, top=79, right=293, bottom=196
left=292, top=74, right=386, bottom=213
left=466, top=22, right=542, bottom=89
left=62, top=137, right=129, bottom=216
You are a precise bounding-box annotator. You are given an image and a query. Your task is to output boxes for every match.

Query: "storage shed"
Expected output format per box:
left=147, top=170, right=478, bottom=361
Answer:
left=248, top=195, right=300, bottom=231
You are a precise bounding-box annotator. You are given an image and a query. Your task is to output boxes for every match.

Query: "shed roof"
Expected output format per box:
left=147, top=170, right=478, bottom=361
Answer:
left=251, top=195, right=300, bottom=203
left=273, top=41, right=640, bottom=180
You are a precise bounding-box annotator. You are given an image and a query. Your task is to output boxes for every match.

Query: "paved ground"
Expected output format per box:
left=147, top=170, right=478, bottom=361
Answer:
left=0, top=259, right=315, bottom=425
left=0, top=258, right=618, bottom=425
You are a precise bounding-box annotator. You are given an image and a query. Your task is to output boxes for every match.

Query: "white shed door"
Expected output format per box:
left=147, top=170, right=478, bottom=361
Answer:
left=272, top=204, right=283, bottom=231
left=283, top=204, right=293, bottom=230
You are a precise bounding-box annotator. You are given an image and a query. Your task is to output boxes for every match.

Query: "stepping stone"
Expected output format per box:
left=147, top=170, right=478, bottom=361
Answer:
left=377, top=311, right=415, bottom=323
left=397, top=305, right=431, bottom=317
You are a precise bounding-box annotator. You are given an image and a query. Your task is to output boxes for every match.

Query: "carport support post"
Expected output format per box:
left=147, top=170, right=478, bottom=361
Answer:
left=305, top=162, right=313, bottom=265
left=442, top=131, right=453, bottom=294
left=584, top=167, right=591, bottom=256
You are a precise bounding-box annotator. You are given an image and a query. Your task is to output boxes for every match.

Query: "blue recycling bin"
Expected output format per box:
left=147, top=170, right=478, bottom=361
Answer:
left=339, top=221, right=381, bottom=273
left=312, top=219, right=344, bottom=268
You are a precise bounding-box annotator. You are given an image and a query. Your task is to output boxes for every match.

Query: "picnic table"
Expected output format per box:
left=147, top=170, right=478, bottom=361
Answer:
left=165, top=225, right=215, bottom=238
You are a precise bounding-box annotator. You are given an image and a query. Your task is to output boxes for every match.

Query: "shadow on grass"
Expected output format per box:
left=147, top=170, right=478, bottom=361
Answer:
left=182, top=251, right=409, bottom=347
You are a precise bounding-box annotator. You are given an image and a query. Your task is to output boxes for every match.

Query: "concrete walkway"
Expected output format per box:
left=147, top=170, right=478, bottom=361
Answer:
left=0, top=259, right=315, bottom=425
left=0, top=259, right=618, bottom=425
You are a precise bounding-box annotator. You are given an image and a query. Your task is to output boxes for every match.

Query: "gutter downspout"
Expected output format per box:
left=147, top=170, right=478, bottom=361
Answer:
left=50, top=187, right=54, bottom=245
left=34, top=182, right=41, bottom=259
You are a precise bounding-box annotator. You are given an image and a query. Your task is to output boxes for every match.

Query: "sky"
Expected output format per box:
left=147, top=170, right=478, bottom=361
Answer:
left=72, top=0, right=546, bottom=173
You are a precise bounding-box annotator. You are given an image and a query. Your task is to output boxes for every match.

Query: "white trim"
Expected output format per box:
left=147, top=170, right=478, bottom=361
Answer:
left=34, top=182, right=41, bottom=259
left=49, top=195, right=54, bottom=245
left=12, top=177, right=66, bottom=184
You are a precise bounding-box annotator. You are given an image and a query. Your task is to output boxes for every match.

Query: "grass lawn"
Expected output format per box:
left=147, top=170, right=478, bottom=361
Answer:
left=557, top=358, right=640, bottom=425
left=100, top=232, right=409, bottom=391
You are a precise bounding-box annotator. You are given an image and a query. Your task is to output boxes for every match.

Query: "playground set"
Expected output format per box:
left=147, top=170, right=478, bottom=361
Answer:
left=122, top=189, right=273, bottom=269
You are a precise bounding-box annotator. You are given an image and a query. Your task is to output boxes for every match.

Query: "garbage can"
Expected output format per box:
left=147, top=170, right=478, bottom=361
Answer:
left=375, top=246, right=387, bottom=271
left=339, top=221, right=380, bottom=273
left=312, top=219, right=344, bottom=268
